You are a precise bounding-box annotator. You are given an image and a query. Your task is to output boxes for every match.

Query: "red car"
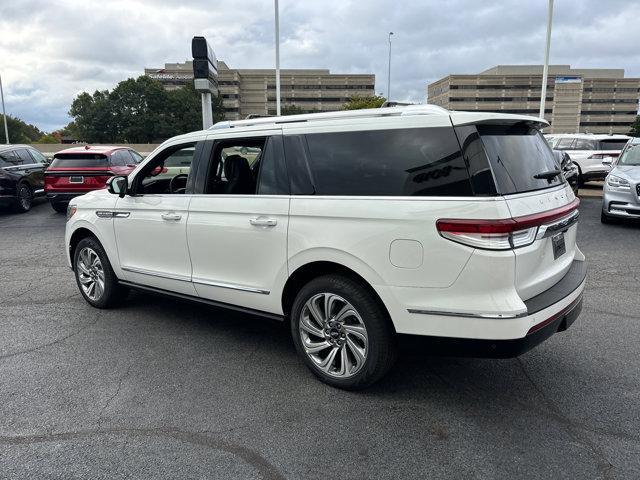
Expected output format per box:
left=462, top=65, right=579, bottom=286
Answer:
left=45, top=145, right=143, bottom=213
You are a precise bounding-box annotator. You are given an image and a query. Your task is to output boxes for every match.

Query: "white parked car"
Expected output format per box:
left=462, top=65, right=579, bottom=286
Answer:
left=547, top=133, right=630, bottom=186
left=65, top=106, right=586, bottom=389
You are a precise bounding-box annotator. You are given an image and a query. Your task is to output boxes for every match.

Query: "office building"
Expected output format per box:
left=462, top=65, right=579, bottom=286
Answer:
left=145, top=61, right=375, bottom=120
left=428, top=65, right=640, bottom=134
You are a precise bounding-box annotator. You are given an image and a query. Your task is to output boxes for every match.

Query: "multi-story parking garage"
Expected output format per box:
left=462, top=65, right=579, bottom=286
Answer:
left=145, top=61, right=375, bottom=120
left=428, top=65, right=640, bottom=134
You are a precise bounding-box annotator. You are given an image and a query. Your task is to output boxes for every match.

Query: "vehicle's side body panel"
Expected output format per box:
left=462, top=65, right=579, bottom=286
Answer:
left=188, top=194, right=290, bottom=313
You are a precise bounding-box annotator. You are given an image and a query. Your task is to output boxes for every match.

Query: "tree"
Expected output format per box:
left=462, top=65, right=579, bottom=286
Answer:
left=36, top=134, right=59, bottom=144
left=629, top=116, right=640, bottom=137
left=1, top=115, right=43, bottom=144
left=281, top=104, right=305, bottom=116
left=342, top=95, right=386, bottom=110
left=68, top=76, right=227, bottom=143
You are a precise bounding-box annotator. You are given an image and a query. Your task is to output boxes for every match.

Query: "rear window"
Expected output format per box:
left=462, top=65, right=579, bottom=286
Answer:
left=598, top=140, right=628, bottom=151
left=50, top=153, right=108, bottom=168
left=303, top=127, right=473, bottom=196
left=478, top=124, right=563, bottom=195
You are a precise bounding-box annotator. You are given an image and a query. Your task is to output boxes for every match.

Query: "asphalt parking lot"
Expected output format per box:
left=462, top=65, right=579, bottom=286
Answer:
left=0, top=196, right=638, bottom=479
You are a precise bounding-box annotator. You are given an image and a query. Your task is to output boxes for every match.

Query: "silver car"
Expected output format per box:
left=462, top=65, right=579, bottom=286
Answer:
left=601, top=137, right=640, bottom=223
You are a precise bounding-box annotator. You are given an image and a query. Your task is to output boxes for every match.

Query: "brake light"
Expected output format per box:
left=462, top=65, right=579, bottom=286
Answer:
left=436, top=198, right=580, bottom=250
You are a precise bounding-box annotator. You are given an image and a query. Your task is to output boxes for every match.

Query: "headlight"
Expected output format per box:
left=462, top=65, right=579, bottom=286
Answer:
left=606, top=175, right=630, bottom=190
left=66, top=204, right=77, bottom=220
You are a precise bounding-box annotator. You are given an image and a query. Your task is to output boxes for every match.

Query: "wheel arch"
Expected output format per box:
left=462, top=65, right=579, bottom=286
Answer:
left=68, top=226, right=100, bottom=267
left=281, top=260, right=393, bottom=331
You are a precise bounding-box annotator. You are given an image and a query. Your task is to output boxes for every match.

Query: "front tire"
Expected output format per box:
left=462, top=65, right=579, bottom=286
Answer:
left=290, top=275, right=397, bottom=390
left=13, top=183, right=33, bottom=213
left=73, top=236, right=126, bottom=308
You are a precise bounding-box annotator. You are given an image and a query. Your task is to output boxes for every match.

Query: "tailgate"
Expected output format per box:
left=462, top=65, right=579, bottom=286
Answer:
left=504, top=185, right=579, bottom=300
left=45, top=167, right=112, bottom=192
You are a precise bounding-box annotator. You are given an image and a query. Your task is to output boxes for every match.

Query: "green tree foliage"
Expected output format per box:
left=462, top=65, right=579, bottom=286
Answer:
left=628, top=116, right=640, bottom=137
left=281, top=104, right=305, bottom=116
left=342, top=95, right=386, bottom=110
left=0, top=115, right=43, bottom=144
left=36, top=134, right=59, bottom=144
left=69, top=76, right=225, bottom=143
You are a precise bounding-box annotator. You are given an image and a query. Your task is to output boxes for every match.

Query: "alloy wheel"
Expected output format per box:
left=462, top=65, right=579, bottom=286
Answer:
left=77, top=247, right=105, bottom=301
left=18, top=185, right=31, bottom=210
left=299, top=293, right=369, bottom=378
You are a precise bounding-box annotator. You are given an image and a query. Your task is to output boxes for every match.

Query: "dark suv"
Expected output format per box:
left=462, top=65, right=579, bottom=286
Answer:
left=0, top=144, right=49, bottom=213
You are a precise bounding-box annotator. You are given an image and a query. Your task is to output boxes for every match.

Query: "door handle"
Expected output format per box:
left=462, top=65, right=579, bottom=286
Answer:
left=161, top=212, right=182, bottom=221
left=250, top=216, right=277, bottom=227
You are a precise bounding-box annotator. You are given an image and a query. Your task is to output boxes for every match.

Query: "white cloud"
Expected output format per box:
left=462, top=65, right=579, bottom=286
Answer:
left=0, top=0, right=639, bottom=131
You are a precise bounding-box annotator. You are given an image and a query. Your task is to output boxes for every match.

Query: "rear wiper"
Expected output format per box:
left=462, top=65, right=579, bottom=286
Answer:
left=533, top=169, right=561, bottom=180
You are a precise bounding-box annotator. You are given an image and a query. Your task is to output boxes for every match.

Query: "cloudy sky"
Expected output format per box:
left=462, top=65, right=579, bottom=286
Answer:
left=1, top=0, right=640, bottom=132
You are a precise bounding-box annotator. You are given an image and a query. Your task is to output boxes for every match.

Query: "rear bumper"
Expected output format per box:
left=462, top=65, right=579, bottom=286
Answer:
left=401, top=296, right=583, bottom=358
left=46, top=192, right=85, bottom=203
left=379, top=258, right=587, bottom=346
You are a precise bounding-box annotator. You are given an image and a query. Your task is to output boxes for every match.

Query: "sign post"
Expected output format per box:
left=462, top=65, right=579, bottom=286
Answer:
left=192, top=36, right=218, bottom=129
left=0, top=73, right=9, bottom=144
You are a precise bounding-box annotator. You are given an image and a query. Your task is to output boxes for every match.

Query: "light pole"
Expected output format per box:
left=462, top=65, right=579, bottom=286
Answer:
left=0, top=73, right=8, bottom=144
left=539, top=0, right=554, bottom=119
left=274, top=0, right=281, bottom=116
left=387, top=32, right=394, bottom=101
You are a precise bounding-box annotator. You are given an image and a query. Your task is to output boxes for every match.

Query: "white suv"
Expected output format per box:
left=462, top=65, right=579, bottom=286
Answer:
left=65, top=106, right=586, bottom=389
left=547, top=133, right=630, bottom=185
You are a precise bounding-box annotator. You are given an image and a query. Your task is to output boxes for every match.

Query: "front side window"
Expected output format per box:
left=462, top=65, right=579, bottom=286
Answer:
left=14, top=149, right=33, bottom=164
left=303, top=127, right=473, bottom=196
left=478, top=124, right=563, bottom=195
left=136, top=143, right=196, bottom=195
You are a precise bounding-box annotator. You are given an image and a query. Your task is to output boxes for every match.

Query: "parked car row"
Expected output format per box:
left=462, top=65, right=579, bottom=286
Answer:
left=546, top=133, right=631, bottom=186
left=601, top=137, right=640, bottom=224
left=0, top=145, right=142, bottom=214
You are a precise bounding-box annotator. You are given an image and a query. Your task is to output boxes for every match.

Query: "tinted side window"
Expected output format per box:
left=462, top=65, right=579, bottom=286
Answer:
left=283, top=135, right=315, bottom=195
left=110, top=150, right=127, bottom=166
left=14, top=149, right=33, bottom=164
left=556, top=138, right=575, bottom=150
left=454, top=126, right=497, bottom=196
left=129, top=150, right=143, bottom=163
left=304, top=127, right=473, bottom=196
left=574, top=138, right=596, bottom=150
left=257, top=136, right=289, bottom=195
left=27, top=148, right=48, bottom=163
left=0, top=150, right=16, bottom=166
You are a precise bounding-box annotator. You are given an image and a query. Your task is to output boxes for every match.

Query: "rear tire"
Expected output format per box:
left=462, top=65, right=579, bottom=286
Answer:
left=73, top=236, right=127, bottom=308
left=13, top=183, right=33, bottom=213
left=290, top=274, right=397, bottom=390
left=51, top=202, right=68, bottom=214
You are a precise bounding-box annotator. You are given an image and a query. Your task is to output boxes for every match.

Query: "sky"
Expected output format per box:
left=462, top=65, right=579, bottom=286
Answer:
left=1, top=0, right=640, bottom=132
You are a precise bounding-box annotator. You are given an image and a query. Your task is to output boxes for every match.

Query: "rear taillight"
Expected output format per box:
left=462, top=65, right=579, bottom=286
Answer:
left=436, top=198, right=580, bottom=250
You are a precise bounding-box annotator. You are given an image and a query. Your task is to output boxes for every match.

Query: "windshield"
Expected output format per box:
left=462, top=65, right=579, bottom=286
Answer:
left=618, top=144, right=640, bottom=166
left=478, top=124, right=563, bottom=195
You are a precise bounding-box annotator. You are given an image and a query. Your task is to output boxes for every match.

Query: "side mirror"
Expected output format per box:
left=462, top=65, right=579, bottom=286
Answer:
left=107, top=176, right=128, bottom=198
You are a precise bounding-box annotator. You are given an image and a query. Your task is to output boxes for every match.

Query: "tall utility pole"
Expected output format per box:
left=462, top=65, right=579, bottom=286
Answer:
left=274, top=0, right=281, bottom=116
left=539, top=0, right=554, bottom=119
left=387, top=32, right=394, bottom=101
left=0, top=73, right=8, bottom=144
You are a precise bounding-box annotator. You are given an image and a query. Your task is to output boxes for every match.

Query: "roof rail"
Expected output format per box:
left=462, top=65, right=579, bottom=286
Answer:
left=209, top=105, right=449, bottom=130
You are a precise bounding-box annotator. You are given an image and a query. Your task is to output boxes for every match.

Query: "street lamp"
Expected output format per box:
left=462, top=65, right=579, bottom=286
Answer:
left=0, top=73, right=8, bottom=144
left=539, top=0, right=554, bottom=119
left=387, top=32, right=394, bottom=101
left=274, top=0, right=281, bottom=116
